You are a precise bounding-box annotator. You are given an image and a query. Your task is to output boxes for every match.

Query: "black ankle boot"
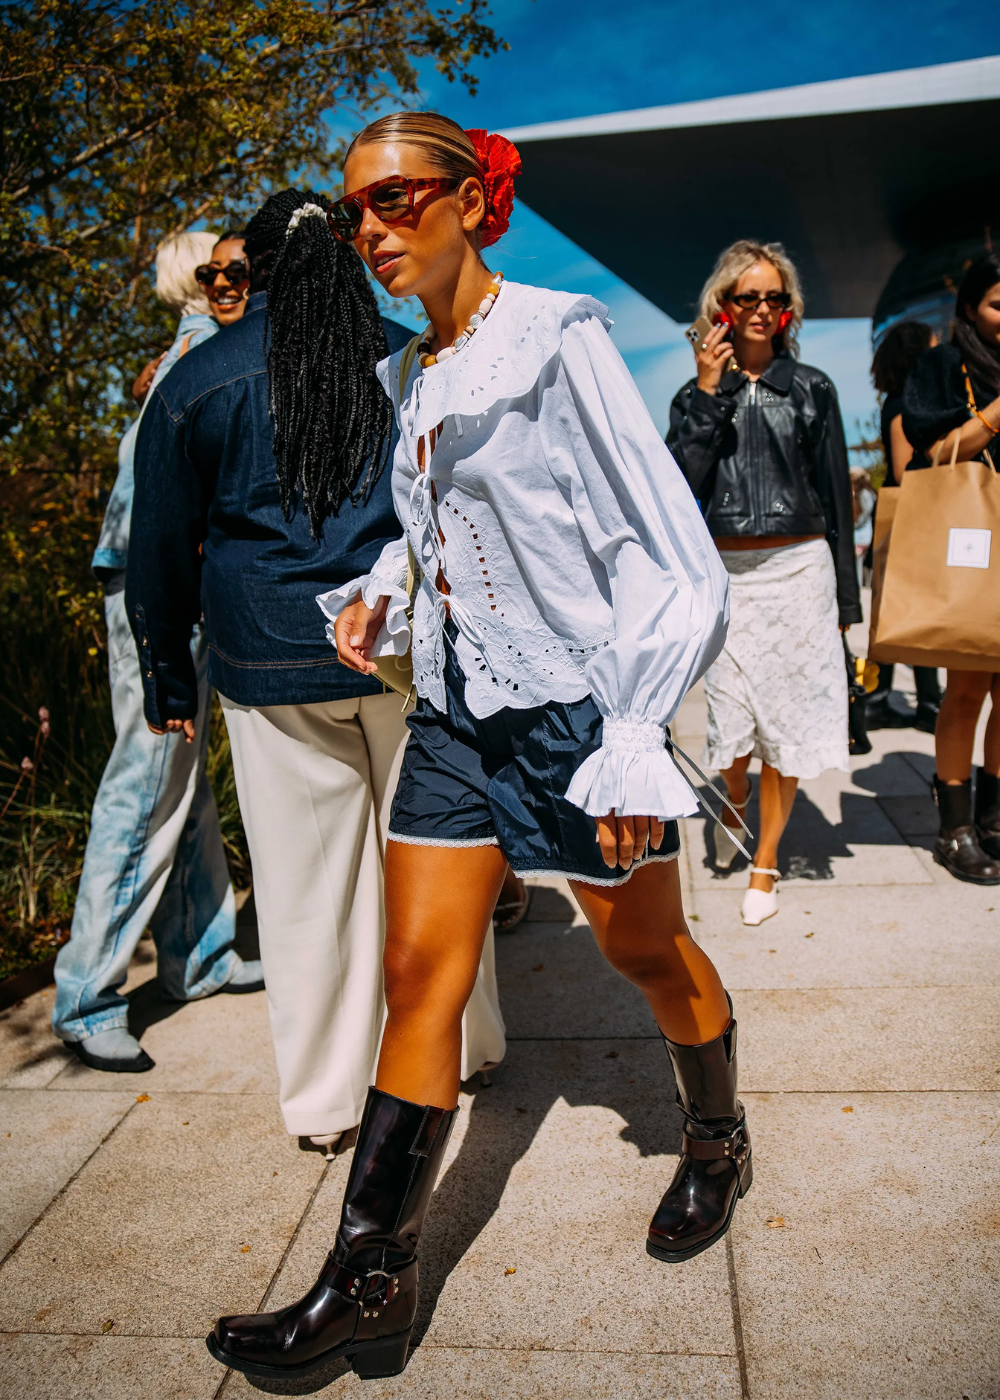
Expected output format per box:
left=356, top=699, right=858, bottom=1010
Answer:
left=866, top=690, right=915, bottom=729
left=208, top=1088, right=456, bottom=1383
left=933, top=776, right=1000, bottom=885
left=974, top=768, right=1000, bottom=861
left=647, top=1004, right=752, bottom=1264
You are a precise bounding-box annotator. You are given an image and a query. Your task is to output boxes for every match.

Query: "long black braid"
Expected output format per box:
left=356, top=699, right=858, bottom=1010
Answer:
left=243, top=189, right=392, bottom=536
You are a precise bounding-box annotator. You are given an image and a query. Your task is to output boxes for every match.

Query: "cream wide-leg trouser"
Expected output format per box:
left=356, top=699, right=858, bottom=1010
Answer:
left=221, top=690, right=506, bottom=1136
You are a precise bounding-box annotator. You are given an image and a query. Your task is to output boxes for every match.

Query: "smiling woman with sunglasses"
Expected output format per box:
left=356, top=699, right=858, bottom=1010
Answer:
left=205, top=112, right=754, bottom=1387
left=667, top=240, right=861, bottom=925
left=193, top=231, right=250, bottom=326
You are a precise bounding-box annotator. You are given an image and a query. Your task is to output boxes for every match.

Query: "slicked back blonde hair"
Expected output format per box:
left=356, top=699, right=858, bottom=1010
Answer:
left=699, top=239, right=804, bottom=357
left=348, top=111, right=482, bottom=185
left=155, top=230, right=218, bottom=317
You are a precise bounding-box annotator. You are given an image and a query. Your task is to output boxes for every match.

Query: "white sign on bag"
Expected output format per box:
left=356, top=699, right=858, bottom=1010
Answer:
left=946, top=527, right=992, bottom=569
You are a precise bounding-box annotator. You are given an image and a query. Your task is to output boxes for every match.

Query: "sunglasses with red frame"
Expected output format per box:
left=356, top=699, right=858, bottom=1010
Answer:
left=328, top=176, right=459, bottom=242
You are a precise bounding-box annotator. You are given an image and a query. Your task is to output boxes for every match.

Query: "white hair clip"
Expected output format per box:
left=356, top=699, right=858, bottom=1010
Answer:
left=286, top=203, right=327, bottom=237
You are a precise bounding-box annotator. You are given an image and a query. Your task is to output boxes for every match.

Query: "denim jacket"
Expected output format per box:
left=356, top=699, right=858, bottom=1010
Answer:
left=92, top=313, right=219, bottom=576
left=125, top=292, right=412, bottom=722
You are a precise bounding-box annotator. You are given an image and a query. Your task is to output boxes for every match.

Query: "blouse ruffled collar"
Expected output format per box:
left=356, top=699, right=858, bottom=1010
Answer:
left=376, top=280, right=611, bottom=438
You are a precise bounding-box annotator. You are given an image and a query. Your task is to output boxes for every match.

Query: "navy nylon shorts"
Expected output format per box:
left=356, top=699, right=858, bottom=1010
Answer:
left=387, top=628, right=680, bottom=886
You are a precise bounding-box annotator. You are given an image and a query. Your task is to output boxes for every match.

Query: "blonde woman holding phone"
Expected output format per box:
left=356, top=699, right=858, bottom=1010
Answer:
left=668, top=240, right=861, bottom=925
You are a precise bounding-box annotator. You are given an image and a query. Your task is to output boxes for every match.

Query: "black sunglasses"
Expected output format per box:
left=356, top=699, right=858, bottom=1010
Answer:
left=195, top=261, right=249, bottom=288
left=726, top=291, right=792, bottom=310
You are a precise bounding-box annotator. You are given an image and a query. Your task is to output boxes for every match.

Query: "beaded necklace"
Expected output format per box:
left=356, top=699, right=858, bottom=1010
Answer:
left=417, top=272, right=503, bottom=369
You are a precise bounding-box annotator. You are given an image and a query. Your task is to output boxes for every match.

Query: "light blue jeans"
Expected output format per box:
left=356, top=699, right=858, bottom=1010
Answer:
left=53, top=590, right=238, bottom=1042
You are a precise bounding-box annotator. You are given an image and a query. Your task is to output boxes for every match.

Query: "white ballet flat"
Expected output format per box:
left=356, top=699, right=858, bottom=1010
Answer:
left=741, top=867, right=780, bottom=926
left=713, top=778, right=752, bottom=871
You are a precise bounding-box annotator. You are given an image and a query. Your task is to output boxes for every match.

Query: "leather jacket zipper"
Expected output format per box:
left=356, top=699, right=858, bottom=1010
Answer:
left=747, top=379, right=762, bottom=533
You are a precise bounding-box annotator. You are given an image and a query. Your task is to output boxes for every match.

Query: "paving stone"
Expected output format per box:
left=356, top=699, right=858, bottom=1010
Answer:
left=0, top=988, right=72, bottom=1089
left=0, top=1089, right=134, bottom=1260
left=875, top=794, right=940, bottom=837
left=691, top=883, right=1000, bottom=990
left=221, top=1346, right=743, bottom=1399
left=731, top=1091, right=1000, bottom=1400
left=0, top=1333, right=221, bottom=1400
left=497, top=920, right=654, bottom=1039
left=49, top=979, right=278, bottom=1095
left=737, top=988, right=1000, bottom=1092
left=236, top=1041, right=736, bottom=1362
left=0, top=1093, right=323, bottom=1337
left=685, top=790, right=932, bottom=890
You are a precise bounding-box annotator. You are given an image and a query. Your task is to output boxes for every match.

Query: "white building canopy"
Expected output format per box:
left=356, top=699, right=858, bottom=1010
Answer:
left=503, top=57, right=1000, bottom=323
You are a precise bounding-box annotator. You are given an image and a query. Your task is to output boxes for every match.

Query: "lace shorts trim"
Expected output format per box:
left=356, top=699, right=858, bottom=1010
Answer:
left=387, top=832, right=499, bottom=848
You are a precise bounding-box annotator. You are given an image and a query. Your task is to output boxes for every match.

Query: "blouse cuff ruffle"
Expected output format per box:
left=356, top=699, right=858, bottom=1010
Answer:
left=316, top=550, right=412, bottom=661
left=563, top=717, right=699, bottom=821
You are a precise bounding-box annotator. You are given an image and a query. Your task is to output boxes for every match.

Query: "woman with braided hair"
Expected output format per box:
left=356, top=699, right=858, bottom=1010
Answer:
left=208, top=115, right=750, bottom=1388
left=128, top=185, right=505, bottom=1166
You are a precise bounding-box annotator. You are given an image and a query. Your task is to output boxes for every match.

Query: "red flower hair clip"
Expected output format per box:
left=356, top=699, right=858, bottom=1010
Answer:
left=465, top=129, right=522, bottom=248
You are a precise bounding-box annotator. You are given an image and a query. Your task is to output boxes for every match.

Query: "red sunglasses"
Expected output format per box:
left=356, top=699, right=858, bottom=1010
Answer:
left=328, top=176, right=459, bottom=242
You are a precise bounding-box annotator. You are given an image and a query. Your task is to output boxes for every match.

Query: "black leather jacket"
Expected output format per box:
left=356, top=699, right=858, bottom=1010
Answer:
left=667, top=352, right=861, bottom=626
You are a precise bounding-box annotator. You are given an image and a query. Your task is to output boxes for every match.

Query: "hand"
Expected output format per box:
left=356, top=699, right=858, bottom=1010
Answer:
left=595, top=812, right=665, bottom=870
left=147, top=718, right=195, bottom=743
left=132, top=353, right=166, bottom=404
left=334, top=595, right=390, bottom=676
left=694, top=322, right=733, bottom=395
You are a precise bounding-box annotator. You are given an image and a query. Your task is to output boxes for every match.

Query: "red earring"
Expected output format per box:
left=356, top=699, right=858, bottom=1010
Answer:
left=713, top=310, right=734, bottom=331
left=776, top=308, right=793, bottom=335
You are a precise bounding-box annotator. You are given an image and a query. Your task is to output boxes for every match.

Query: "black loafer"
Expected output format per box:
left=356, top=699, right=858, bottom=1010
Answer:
left=74, top=1041, right=155, bottom=1073
left=220, top=977, right=265, bottom=994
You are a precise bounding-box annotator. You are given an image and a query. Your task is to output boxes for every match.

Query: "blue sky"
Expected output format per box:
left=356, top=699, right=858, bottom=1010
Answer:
left=378, top=0, right=997, bottom=436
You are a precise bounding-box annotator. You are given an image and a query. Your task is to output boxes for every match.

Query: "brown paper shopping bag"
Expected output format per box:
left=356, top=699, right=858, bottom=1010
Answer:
left=871, top=439, right=1000, bottom=672
left=867, top=485, right=899, bottom=663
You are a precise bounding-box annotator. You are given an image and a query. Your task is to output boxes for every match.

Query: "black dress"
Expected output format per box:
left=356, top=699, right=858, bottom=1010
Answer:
left=902, top=343, right=996, bottom=469
left=879, top=392, right=906, bottom=482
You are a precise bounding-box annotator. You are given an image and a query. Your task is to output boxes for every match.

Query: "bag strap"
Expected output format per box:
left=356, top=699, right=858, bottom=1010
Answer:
left=962, top=363, right=997, bottom=473
left=396, top=336, right=424, bottom=606
left=931, top=424, right=961, bottom=471
left=398, top=333, right=422, bottom=398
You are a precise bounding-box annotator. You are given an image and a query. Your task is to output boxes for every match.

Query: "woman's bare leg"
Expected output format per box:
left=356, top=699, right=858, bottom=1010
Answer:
left=749, top=763, right=797, bottom=892
left=720, top=756, right=796, bottom=892
left=376, top=841, right=509, bottom=1109
left=571, top=858, right=730, bottom=1045
left=936, top=670, right=992, bottom=783
left=719, top=754, right=752, bottom=829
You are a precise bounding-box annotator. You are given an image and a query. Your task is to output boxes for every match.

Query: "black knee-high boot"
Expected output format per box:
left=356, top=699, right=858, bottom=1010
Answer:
left=208, top=1088, right=456, bottom=1383
left=975, top=767, right=1000, bottom=860
left=647, top=1002, right=752, bottom=1263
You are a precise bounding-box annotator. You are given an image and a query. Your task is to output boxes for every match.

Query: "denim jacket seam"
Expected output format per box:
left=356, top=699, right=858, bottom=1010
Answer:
left=161, top=368, right=269, bottom=425
left=208, top=644, right=349, bottom=671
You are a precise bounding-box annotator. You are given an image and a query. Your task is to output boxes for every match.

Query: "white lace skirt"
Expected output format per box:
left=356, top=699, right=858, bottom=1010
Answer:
left=703, top=538, right=849, bottom=779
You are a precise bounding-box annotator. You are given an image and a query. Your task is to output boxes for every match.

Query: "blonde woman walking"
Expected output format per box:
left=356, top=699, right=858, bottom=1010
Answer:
left=668, top=241, right=860, bottom=924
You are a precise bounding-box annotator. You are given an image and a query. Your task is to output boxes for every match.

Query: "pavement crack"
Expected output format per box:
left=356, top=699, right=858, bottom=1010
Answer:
left=726, top=1232, right=751, bottom=1400
left=0, top=1097, right=140, bottom=1273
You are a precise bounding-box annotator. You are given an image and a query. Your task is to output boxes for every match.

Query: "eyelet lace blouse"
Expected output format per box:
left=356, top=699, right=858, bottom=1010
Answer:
left=318, top=280, right=729, bottom=820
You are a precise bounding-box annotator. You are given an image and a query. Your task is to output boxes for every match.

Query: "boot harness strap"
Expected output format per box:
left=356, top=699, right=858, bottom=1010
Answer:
left=682, top=1121, right=751, bottom=1171
left=326, top=1257, right=418, bottom=1318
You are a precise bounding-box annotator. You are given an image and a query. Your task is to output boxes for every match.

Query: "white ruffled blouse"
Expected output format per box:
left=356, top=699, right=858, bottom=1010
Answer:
left=317, top=280, right=729, bottom=820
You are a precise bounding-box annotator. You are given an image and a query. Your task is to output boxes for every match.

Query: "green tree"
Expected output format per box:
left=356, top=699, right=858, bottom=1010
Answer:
left=0, top=0, right=504, bottom=971
left=1, top=0, right=503, bottom=475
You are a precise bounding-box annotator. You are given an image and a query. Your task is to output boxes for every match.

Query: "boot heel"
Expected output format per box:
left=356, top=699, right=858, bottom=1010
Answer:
left=352, top=1329, right=411, bottom=1378
left=739, top=1157, right=753, bottom=1197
